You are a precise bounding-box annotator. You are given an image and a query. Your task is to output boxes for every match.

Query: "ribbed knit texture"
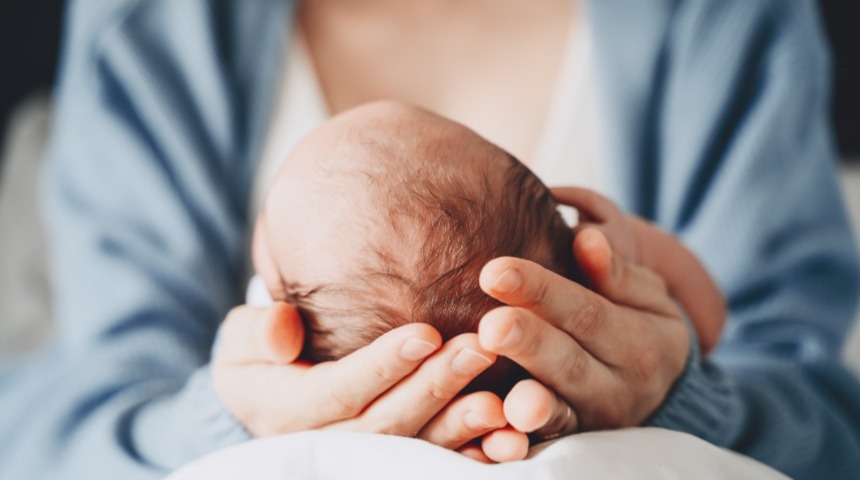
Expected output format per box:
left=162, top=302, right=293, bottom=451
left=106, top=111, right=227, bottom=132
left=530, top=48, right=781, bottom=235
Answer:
left=0, top=1, right=858, bottom=479
left=646, top=321, right=732, bottom=443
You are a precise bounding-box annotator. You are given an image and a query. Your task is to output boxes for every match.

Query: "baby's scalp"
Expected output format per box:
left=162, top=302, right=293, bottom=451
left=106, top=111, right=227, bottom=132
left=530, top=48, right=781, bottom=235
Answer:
left=257, top=101, right=574, bottom=374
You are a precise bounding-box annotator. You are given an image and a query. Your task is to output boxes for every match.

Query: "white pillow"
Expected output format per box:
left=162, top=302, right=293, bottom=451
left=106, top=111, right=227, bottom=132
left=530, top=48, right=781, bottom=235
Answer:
left=168, top=428, right=787, bottom=480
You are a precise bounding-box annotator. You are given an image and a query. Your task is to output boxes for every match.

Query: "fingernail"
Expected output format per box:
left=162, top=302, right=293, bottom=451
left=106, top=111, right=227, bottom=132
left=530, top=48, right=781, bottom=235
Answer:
left=464, top=411, right=493, bottom=430
left=452, top=348, right=493, bottom=375
left=400, top=338, right=438, bottom=361
left=500, top=321, right=523, bottom=350
left=492, top=268, right=522, bottom=294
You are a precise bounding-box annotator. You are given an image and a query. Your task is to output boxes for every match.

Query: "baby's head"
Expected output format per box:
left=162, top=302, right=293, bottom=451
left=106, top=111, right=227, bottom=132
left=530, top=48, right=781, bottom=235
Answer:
left=253, top=101, right=574, bottom=390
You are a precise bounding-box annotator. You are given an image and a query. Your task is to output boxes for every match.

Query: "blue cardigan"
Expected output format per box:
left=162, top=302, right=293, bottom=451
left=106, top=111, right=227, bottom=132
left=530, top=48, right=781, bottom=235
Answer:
left=1, top=0, right=859, bottom=478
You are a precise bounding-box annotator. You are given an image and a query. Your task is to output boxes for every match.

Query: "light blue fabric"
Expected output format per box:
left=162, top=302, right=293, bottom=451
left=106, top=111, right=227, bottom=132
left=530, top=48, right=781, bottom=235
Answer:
left=1, top=0, right=858, bottom=478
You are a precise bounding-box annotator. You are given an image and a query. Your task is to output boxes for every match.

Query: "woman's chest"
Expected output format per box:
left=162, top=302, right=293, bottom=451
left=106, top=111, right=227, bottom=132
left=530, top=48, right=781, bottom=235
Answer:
left=299, top=0, right=574, bottom=165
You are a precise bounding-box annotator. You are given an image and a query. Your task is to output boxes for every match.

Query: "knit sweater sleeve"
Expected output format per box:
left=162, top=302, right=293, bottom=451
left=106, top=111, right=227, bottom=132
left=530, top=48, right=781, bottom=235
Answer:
left=0, top=1, right=255, bottom=478
left=642, top=2, right=860, bottom=478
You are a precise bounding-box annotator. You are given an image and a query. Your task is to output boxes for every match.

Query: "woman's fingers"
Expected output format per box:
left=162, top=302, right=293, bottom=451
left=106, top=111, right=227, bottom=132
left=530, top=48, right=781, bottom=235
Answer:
left=457, top=441, right=494, bottom=464
left=216, top=322, right=443, bottom=436
left=215, top=303, right=305, bottom=365
left=329, top=334, right=496, bottom=436
left=550, top=186, right=618, bottom=222
left=572, top=221, right=638, bottom=263
left=573, top=228, right=678, bottom=316
left=478, top=306, right=606, bottom=407
left=417, top=391, right=506, bottom=450
left=504, top=379, right=578, bottom=440
left=479, top=257, right=630, bottom=360
left=553, top=186, right=640, bottom=261
left=502, top=379, right=557, bottom=432
left=481, top=426, right=530, bottom=463
left=310, top=323, right=443, bottom=425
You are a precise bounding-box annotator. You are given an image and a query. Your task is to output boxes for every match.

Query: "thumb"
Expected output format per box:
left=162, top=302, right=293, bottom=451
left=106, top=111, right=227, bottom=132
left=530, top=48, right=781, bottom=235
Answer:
left=261, top=302, right=306, bottom=363
left=574, top=228, right=676, bottom=315
left=216, top=302, right=305, bottom=365
left=573, top=228, right=614, bottom=289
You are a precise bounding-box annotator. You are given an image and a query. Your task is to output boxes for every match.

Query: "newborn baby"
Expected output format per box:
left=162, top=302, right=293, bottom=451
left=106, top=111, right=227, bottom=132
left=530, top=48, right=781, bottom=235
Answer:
left=252, top=101, right=724, bottom=394
left=252, top=101, right=575, bottom=392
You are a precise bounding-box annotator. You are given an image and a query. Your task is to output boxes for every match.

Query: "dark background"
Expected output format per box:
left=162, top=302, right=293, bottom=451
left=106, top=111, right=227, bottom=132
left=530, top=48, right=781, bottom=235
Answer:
left=0, top=1, right=858, bottom=164
left=0, top=1, right=63, bottom=156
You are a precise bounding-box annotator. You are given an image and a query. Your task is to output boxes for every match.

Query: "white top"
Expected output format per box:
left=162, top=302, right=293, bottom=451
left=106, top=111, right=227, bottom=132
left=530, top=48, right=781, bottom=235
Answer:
left=251, top=12, right=605, bottom=222
left=251, top=28, right=330, bottom=220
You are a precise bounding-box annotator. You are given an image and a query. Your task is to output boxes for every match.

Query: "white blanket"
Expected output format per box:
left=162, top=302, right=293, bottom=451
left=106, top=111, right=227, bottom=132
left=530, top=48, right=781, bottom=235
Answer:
left=168, top=427, right=787, bottom=480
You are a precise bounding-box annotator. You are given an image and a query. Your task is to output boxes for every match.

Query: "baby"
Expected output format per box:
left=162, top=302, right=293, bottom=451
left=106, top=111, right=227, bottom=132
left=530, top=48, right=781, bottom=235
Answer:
left=252, top=101, right=724, bottom=394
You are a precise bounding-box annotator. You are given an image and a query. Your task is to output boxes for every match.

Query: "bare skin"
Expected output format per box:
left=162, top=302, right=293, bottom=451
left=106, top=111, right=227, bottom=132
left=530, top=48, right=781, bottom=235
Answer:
left=214, top=303, right=508, bottom=451
left=478, top=228, right=689, bottom=440
left=299, top=0, right=574, bottom=166
left=477, top=192, right=723, bottom=444
left=552, top=187, right=726, bottom=355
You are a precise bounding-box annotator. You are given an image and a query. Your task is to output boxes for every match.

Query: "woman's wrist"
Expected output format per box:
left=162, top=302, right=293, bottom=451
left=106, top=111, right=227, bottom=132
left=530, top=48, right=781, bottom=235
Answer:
left=643, top=319, right=739, bottom=447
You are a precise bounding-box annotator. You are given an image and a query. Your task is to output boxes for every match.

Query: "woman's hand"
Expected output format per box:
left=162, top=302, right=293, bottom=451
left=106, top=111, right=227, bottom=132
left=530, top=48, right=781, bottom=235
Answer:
left=477, top=228, right=690, bottom=442
left=551, top=186, right=725, bottom=355
left=212, top=303, right=508, bottom=456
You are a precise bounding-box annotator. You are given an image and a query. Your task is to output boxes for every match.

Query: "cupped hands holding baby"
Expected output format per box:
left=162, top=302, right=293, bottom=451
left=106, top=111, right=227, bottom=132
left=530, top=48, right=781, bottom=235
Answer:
left=212, top=101, right=724, bottom=463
